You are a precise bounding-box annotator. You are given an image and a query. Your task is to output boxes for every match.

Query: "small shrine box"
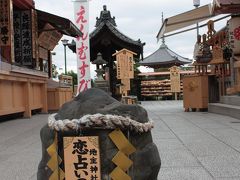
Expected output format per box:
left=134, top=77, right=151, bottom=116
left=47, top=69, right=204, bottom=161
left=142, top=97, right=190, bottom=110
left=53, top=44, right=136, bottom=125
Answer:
left=183, top=75, right=209, bottom=110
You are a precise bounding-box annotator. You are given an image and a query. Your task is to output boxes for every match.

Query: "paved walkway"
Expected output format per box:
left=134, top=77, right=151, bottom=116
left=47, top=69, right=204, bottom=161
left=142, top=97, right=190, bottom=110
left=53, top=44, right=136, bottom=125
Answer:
left=0, top=101, right=240, bottom=179
left=142, top=101, right=240, bottom=180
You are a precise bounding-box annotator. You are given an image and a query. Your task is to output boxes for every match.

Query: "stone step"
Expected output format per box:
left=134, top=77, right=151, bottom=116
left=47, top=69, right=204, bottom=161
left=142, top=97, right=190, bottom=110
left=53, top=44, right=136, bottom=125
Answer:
left=220, top=96, right=240, bottom=106
left=208, top=103, right=240, bottom=120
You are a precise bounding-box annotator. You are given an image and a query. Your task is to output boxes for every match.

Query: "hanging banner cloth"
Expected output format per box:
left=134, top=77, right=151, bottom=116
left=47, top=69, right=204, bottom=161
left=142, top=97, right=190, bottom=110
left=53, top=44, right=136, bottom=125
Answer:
left=73, top=0, right=91, bottom=94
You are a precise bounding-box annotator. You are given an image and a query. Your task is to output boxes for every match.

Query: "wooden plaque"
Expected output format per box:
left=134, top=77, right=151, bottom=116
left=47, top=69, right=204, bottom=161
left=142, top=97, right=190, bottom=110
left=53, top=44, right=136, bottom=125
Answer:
left=114, top=48, right=135, bottom=80
left=170, top=66, right=181, bottom=92
left=38, top=23, right=63, bottom=51
left=0, top=0, right=11, bottom=46
left=64, top=136, right=101, bottom=180
left=121, top=78, right=130, bottom=92
left=211, top=46, right=224, bottom=64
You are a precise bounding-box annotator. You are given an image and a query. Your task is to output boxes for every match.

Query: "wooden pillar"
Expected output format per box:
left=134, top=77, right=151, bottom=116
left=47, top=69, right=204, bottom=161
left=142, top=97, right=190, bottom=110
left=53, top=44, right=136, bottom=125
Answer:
left=175, top=92, right=178, bottom=100
left=41, top=83, right=48, bottom=113
left=237, top=67, right=240, bottom=85
left=24, top=81, right=31, bottom=118
left=222, top=64, right=225, bottom=95
left=230, top=56, right=235, bottom=86
left=48, top=51, right=52, bottom=78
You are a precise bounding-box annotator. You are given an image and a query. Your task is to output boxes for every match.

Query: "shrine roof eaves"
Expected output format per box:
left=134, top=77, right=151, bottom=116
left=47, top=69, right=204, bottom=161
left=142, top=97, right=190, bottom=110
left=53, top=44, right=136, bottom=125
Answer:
left=140, top=44, right=191, bottom=66
left=90, top=21, right=144, bottom=47
left=37, top=10, right=82, bottom=37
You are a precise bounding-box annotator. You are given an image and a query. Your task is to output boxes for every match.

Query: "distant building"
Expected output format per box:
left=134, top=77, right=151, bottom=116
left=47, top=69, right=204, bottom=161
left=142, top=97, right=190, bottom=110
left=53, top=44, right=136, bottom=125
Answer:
left=140, top=43, right=191, bottom=70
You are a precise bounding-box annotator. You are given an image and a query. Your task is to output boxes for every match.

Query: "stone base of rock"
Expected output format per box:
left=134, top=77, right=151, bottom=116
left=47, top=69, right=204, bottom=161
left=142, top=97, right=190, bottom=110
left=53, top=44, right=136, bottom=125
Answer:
left=37, top=88, right=161, bottom=180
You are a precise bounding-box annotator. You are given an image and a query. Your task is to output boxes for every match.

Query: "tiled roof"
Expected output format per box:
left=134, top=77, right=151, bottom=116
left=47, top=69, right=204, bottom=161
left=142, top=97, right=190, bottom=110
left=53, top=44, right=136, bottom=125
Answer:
left=90, top=21, right=143, bottom=47
left=140, top=43, right=191, bottom=66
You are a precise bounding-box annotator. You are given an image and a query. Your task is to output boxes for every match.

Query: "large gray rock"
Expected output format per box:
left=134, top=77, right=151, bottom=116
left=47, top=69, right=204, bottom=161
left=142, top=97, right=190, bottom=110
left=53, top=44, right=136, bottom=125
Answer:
left=37, top=88, right=161, bottom=180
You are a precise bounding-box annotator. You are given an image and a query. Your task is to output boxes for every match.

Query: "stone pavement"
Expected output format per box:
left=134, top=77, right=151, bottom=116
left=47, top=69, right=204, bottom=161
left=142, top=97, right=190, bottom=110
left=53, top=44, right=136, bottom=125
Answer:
left=142, top=101, right=240, bottom=180
left=0, top=100, right=240, bottom=179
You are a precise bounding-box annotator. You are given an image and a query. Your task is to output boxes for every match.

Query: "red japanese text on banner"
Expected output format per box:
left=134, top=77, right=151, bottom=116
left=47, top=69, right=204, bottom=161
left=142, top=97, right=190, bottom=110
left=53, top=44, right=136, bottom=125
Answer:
left=74, top=0, right=91, bottom=94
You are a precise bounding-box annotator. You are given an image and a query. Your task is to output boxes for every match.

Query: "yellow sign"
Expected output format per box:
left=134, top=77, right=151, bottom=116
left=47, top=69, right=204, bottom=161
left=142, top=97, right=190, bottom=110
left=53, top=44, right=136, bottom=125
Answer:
left=109, top=129, right=136, bottom=180
left=109, top=129, right=136, bottom=156
left=47, top=132, right=65, bottom=180
left=170, top=66, right=181, bottom=92
left=64, top=136, right=101, bottom=180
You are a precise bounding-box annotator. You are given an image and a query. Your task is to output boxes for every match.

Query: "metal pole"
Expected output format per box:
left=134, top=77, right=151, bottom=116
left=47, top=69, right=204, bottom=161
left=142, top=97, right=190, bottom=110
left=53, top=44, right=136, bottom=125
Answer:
left=64, top=45, right=67, bottom=74
left=195, top=6, right=199, bottom=36
left=196, top=21, right=199, bottom=36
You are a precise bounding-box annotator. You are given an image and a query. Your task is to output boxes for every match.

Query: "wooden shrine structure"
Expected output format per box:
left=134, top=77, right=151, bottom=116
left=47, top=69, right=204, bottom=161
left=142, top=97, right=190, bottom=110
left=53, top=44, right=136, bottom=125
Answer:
left=69, top=5, right=144, bottom=98
left=139, top=42, right=191, bottom=100
left=0, top=0, right=82, bottom=118
left=139, top=43, right=191, bottom=69
left=154, top=0, right=240, bottom=112
left=91, top=6, right=145, bottom=97
left=183, top=1, right=240, bottom=111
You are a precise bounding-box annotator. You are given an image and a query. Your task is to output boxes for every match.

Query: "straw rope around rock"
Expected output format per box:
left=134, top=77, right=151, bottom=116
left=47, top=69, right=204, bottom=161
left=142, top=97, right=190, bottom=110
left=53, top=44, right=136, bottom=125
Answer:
left=48, top=113, right=154, bottom=133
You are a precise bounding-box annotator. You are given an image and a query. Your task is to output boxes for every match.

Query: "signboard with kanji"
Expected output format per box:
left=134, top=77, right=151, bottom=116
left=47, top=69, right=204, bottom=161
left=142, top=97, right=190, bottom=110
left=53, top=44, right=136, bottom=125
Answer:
left=113, top=48, right=135, bottom=80
left=64, top=136, right=101, bottom=180
left=228, top=17, right=240, bottom=55
left=38, top=23, right=62, bottom=51
left=13, top=11, right=22, bottom=64
left=13, top=10, right=32, bottom=65
left=21, top=10, right=32, bottom=65
left=170, top=66, right=181, bottom=92
left=0, top=0, right=11, bottom=46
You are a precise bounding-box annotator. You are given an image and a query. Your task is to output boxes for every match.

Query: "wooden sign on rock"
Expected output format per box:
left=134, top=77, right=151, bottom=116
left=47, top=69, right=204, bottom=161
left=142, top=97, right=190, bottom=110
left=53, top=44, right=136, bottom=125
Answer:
left=64, top=136, right=101, bottom=180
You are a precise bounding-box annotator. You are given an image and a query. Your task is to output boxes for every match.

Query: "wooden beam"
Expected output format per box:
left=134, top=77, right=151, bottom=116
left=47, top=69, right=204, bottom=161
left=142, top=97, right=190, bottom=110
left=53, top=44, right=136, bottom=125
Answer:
left=24, top=81, right=31, bottom=118
left=13, top=0, right=34, bottom=9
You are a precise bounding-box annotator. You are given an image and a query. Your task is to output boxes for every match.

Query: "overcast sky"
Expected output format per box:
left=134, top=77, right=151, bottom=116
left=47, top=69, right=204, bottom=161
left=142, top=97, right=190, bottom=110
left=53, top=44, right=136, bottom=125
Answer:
left=34, top=0, right=228, bottom=76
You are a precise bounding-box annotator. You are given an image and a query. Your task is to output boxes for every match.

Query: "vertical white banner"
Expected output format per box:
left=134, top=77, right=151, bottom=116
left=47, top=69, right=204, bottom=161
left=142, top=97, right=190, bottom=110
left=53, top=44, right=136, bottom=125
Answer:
left=74, top=0, right=91, bottom=94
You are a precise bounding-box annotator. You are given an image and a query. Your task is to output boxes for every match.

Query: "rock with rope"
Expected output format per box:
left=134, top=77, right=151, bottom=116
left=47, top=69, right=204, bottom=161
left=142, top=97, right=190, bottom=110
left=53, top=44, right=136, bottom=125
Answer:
left=48, top=113, right=154, bottom=133
left=37, top=88, right=161, bottom=180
